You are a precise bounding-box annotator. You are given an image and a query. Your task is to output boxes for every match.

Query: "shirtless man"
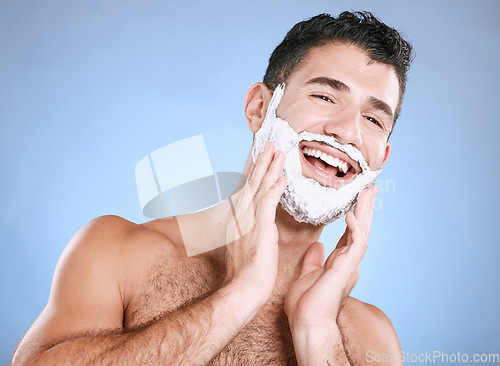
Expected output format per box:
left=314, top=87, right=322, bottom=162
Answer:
left=12, top=11, right=413, bottom=365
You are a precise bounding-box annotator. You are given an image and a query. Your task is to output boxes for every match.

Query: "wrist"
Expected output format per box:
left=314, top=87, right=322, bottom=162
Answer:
left=227, top=273, right=274, bottom=306
left=291, top=322, right=343, bottom=345
left=290, top=323, right=347, bottom=366
left=287, top=313, right=338, bottom=335
left=222, top=279, right=268, bottom=316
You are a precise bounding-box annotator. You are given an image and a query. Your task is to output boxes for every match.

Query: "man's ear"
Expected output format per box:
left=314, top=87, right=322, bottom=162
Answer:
left=382, top=142, right=391, bottom=167
left=244, top=82, right=272, bottom=133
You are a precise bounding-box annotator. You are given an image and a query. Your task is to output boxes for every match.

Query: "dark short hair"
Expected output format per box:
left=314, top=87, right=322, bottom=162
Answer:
left=263, top=11, right=414, bottom=124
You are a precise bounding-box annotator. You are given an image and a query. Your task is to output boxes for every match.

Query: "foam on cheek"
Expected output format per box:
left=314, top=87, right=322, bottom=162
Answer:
left=252, top=84, right=381, bottom=225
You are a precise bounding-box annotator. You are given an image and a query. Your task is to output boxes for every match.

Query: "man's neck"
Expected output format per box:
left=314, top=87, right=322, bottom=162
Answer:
left=270, top=204, right=325, bottom=301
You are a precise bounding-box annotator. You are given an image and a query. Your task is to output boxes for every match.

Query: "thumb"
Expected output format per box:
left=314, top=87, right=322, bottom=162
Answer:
left=299, top=242, right=325, bottom=279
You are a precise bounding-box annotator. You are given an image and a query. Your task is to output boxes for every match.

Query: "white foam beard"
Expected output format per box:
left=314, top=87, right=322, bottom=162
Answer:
left=251, top=84, right=382, bottom=226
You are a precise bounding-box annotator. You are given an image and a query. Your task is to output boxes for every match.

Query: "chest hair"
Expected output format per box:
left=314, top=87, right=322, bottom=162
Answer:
left=123, top=253, right=298, bottom=365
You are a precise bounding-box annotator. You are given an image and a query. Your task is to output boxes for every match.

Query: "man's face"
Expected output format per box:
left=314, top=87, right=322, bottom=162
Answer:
left=275, top=42, right=398, bottom=188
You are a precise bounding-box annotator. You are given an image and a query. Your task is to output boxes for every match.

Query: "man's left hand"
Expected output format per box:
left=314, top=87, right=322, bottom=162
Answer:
left=284, top=186, right=378, bottom=340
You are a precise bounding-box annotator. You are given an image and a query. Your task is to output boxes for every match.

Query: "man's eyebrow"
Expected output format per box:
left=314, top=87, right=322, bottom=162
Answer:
left=368, top=96, right=394, bottom=121
left=305, top=76, right=350, bottom=93
left=306, top=76, right=394, bottom=121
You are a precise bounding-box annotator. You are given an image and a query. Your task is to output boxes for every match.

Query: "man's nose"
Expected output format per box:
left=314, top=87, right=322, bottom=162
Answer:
left=323, top=109, right=362, bottom=147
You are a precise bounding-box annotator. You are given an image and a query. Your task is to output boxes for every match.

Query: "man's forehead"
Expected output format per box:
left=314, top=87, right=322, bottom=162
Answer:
left=295, top=43, right=394, bottom=81
left=297, top=42, right=372, bottom=72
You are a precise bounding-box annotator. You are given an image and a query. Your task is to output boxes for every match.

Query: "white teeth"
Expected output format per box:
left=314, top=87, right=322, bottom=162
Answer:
left=325, top=155, right=335, bottom=167
left=302, top=146, right=350, bottom=173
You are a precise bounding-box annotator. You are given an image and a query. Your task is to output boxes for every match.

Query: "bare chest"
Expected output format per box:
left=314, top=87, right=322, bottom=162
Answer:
left=123, top=255, right=297, bottom=365
left=209, top=304, right=297, bottom=365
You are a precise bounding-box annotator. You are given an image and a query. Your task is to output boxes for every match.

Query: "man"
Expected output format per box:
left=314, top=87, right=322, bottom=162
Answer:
left=12, top=11, right=413, bottom=365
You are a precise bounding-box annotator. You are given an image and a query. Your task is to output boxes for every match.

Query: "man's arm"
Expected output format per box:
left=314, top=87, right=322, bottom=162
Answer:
left=337, top=298, right=402, bottom=366
left=11, top=216, right=263, bottom=366
left=12, top=142, right=288, bottom=366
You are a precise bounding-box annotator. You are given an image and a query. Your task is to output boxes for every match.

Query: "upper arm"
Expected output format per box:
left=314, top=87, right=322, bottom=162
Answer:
left=14, top=216, right=132, bottom=360
left=339, top=297, right=402, bottom=366
left=360, top=303, right=402, bottom=365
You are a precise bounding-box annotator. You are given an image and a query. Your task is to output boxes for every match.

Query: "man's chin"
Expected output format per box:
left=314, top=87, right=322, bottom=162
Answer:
left=279, top=182, right=357, bottom=226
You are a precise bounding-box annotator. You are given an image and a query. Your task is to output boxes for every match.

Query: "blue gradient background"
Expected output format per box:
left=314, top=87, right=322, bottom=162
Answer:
left=1, top=0, right=499, bottom=363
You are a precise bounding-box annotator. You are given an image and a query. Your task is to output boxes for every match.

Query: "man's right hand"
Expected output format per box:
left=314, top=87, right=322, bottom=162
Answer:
left=224, top=142, right=287, bottom=305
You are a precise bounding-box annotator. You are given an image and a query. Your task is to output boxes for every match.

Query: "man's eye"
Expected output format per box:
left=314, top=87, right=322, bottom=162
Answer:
left=312, top=94, right=333, bottom=103
left=364, top=116, right=382, bottom=127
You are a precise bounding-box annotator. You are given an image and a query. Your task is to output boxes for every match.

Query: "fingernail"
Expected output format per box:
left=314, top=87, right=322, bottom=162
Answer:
left=264, top=142, right=271, bottom=152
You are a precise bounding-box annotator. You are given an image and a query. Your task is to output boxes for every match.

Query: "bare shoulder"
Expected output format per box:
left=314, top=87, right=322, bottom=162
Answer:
left=339, top=297, right=402, bottom=366
left=54, top=215, right=180, bottom=281
left=12, top=215, right=183, bottom=364
left=60, top=215, right=189, bottom=306
left=67, top=215, right=186, bottom=267
left=73, top=215, right=182, bottom=253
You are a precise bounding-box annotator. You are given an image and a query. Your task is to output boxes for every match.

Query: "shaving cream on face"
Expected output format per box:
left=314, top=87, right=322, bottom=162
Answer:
left=251, top=84, right=381, bottom=226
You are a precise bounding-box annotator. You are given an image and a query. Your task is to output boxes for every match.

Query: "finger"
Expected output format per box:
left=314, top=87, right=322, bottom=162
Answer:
left=254, top=176, right=287, bottom=226
left=328, top=188, right=376, bottom=268
left=237, top=149, right=285, bottom=218
left=248, top=142, right=275, bottom=194
left=325, top=230, right=348, bottom=268
left=344, top=212, right=369, bottom=263
left=246, top=145, right=265, bottom=185
left=334, top=230, right=348, bottom=250
left=363, top=186, right=378, bottom=238
left=353, top=187, right=377, bottom=240
left=298, top=242, right=325, bottom=279
left=353, top=188, right=371, bottom=229
left=259, top=149, right=286, bottom=193
left=324, top=246, right=345, bottom=268
left=245, top=160, right=257, bottom=186
left=229, top=183, right=257, bottom=240
left=232, top=149, right=285, bottom=229
left=232, top=181, right=253, bottom=217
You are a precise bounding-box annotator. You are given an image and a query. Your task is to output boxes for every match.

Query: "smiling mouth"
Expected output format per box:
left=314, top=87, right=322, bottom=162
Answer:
left=299, top=143, right=360, bottom=187
left=302, top=146, right=350, bottom=177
